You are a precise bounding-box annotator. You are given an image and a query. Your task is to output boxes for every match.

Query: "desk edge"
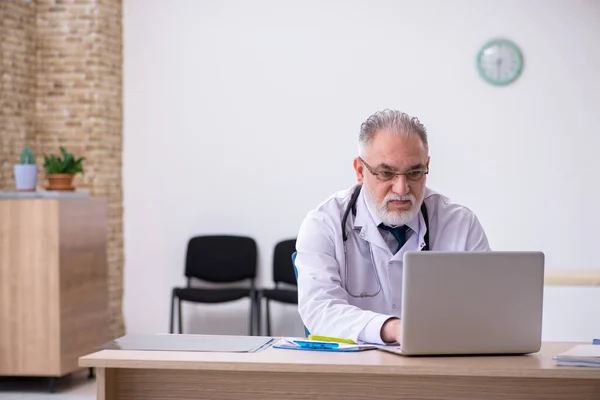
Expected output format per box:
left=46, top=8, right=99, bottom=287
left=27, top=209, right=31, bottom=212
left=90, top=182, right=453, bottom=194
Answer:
left=78, top=353, right=600, bottom=380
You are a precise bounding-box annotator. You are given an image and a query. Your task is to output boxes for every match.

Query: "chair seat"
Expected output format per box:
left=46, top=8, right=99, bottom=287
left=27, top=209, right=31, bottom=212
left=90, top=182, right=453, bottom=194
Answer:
left=173, top=287, right=253, bottom=304
left=261, top=288, right=298, bottom=304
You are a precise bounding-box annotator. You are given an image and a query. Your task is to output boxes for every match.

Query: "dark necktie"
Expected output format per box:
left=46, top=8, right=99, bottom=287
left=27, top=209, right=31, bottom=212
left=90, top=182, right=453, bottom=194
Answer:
left=378, top=224, right=408, bottom=254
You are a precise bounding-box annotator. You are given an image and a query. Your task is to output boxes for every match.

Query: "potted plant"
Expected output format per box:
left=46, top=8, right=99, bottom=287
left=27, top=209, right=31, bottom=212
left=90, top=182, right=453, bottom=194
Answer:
left=43, top=147, right=85, bottom=191
left=14, top=146, right=38, bottom=192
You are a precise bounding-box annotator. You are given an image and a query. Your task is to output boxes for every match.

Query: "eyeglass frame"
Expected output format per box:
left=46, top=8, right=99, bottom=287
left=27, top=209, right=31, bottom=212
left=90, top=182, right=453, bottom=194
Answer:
left=358, top=156, right=429, bottom=183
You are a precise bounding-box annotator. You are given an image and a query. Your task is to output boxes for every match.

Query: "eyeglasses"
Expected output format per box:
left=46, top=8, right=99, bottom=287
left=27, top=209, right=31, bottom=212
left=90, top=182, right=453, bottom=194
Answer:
left=359, top=156, right=429, bottom=183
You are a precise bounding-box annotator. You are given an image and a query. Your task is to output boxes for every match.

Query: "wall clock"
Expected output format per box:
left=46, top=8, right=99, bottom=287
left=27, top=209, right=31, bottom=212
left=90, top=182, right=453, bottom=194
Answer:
left=476, top=38, right=523, bottom=86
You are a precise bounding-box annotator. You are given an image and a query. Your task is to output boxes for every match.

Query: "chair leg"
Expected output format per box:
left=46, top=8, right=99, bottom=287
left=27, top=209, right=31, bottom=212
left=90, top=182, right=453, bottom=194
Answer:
left=169, top=293, right=175, bottom=334
left=178, top=297, right=183, bottom=334
left=255, top=292, right=262, bottom=336
left=248, top=293, right=256, bottom=336
left=266, top=298, right=271, bottom=337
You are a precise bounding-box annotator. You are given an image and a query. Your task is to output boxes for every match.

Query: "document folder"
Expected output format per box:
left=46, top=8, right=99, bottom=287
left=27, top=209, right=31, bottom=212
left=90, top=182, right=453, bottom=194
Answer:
left=99, top=333, right=275, bottom=353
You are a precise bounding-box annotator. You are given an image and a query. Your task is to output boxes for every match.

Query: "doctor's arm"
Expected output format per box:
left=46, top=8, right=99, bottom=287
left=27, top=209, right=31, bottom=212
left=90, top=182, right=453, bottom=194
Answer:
left=295, top=213, right=397, bottom=344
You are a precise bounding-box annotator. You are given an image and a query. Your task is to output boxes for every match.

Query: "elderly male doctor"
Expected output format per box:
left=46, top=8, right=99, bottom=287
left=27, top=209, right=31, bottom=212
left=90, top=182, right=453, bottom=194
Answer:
left=295, top=109, right=491, bottom=345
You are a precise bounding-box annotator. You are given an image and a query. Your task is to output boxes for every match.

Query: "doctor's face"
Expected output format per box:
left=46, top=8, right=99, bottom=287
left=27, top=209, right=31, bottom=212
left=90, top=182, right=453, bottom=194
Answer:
left=354, top=129, right=429, bottom=226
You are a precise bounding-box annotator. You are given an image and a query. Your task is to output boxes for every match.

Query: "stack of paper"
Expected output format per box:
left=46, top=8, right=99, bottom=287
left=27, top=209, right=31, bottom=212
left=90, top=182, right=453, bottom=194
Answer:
left=555, top=345, right=600, bottom=367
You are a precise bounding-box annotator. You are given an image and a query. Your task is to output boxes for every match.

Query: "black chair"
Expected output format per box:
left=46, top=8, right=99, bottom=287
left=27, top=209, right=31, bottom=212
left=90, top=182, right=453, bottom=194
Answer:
left=169, top=235, right=258, bottom=335
left=257, top=239, right=298, bottom=336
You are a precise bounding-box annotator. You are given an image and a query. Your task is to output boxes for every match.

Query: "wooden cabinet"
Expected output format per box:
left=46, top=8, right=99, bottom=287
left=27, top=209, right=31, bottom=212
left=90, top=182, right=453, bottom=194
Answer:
left=0, top=196, right=109, bottom=377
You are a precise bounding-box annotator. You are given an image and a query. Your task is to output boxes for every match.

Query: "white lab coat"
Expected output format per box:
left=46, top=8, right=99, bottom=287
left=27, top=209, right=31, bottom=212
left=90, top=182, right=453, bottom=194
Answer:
left=295, top=184, right=491, bottom=344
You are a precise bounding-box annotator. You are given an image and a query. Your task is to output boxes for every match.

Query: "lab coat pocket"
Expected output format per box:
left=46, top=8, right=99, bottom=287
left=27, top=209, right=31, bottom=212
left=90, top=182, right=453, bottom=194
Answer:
left=342, top=241, right=382, bottom=300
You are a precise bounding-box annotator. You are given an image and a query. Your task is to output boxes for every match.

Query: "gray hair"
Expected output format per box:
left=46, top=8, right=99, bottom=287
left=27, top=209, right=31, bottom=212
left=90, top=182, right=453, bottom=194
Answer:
left=358, top=109, right=429, bottom=155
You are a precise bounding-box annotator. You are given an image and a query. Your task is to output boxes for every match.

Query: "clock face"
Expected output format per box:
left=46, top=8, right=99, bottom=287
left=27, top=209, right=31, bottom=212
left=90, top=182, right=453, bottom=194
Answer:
left=476, top=39, right=523, bottom=86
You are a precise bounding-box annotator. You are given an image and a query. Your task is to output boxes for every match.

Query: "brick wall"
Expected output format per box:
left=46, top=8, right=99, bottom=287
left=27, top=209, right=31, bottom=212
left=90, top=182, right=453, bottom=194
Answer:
left=0, top=0, right=36, bottom=184
left=0, top=0, right=124, bottom=339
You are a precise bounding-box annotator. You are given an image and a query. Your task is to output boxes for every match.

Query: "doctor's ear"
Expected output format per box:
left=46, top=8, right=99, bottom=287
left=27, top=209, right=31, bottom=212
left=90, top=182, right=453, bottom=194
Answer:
left=353, top=157, right=364, bottom=183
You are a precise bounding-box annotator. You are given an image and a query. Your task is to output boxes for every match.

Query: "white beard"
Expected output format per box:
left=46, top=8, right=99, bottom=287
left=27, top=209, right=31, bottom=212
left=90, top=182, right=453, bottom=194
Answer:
left=363, top=184, right=424, bottom=227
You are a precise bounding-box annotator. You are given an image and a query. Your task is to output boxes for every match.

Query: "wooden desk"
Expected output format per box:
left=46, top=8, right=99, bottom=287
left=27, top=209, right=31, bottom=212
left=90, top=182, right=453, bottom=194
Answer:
left=80, top=341, right=600, bottom=400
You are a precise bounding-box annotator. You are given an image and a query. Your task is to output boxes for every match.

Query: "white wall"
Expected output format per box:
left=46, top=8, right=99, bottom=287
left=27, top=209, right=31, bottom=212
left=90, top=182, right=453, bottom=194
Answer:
left=123, top=0, right=600, bottom=340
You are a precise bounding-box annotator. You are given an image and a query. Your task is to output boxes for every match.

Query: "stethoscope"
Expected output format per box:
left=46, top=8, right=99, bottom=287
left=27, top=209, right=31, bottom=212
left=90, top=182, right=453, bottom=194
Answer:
left=340, top=184, right=430, bottom=298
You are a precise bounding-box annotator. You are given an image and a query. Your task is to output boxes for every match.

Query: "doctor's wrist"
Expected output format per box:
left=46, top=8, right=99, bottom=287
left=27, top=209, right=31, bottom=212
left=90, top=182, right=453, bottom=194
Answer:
left=380, top=318, right=401, bottom=343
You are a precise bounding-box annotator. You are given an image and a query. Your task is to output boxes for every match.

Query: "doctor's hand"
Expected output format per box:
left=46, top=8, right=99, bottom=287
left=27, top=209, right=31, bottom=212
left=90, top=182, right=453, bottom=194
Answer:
left=380, top=318, right=402, bottom=344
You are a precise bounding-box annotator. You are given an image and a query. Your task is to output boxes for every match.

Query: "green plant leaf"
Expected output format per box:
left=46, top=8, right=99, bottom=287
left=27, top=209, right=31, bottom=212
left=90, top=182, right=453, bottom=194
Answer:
left=43, top=147, right=84, bottom=174
left=63, top=153, right=74, bottom=172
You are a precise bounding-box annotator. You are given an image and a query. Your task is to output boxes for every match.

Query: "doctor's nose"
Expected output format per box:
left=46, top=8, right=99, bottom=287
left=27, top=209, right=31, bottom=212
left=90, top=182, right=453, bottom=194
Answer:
left=391, top=175, right=410, bottom=195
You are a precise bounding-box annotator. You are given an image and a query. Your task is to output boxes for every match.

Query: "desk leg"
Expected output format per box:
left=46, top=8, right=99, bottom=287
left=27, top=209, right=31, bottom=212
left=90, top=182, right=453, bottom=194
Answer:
left=96, top=367, right=117, bottom=400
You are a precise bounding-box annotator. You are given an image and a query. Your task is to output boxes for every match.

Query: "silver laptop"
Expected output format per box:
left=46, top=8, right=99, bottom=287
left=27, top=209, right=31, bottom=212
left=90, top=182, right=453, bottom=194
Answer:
left=390, top=251, right=544, bottom=356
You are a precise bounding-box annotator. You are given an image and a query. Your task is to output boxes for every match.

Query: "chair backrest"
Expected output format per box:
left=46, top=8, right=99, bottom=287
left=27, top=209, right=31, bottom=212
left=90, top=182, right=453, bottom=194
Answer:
left=273, top=239, right=297, bottom=285
left=291, top=251, right=309, bottom=337
left=291, top=252, right=298, bottom=281
left=185, top=235, right=257, bottom=283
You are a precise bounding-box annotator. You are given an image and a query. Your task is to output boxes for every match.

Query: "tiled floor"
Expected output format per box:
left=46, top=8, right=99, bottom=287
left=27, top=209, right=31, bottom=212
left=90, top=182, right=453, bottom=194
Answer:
left=0, top=370, right=95, bottom=400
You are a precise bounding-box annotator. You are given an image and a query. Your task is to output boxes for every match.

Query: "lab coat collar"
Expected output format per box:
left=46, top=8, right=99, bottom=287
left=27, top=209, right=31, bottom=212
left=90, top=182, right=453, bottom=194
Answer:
left=352, top=185, right=428, bottom=252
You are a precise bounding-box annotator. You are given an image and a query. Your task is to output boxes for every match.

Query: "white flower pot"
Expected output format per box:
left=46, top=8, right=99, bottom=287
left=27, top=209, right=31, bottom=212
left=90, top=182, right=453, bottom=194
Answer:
left=14, top=164, right=38, bottom=192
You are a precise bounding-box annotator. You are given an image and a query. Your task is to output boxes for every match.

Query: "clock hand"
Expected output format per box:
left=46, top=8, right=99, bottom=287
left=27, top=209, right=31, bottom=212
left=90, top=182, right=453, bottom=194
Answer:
left=496, top=58, right=502, bottom=80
